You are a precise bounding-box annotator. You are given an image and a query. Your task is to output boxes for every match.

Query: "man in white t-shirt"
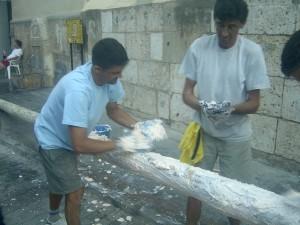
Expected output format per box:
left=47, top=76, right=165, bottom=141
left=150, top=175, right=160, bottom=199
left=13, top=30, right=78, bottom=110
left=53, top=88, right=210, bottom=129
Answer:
left=281, top=30, right=300, bottom=81
left=179, top=0, right=270, bottom=225
left=0, top=40, right=23, bottom=69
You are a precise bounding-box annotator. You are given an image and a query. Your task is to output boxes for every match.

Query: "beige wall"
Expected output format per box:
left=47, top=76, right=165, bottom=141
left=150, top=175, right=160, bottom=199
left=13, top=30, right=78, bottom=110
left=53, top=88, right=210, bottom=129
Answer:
left=83, top=0, right=174, bottom=11
left=12, top=0, right=85, bottom=21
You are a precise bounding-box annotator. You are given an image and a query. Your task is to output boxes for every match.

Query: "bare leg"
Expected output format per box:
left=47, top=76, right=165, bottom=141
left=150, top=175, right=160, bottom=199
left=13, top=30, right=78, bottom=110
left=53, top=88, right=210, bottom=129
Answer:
left=186, top=197, right=202, bottom=225
left=0, top=62, right=5, bottom=69
left=49, top=193, right=63, bottom=210
left=228, top=217, right=241, bottom=225
left=65, top=187, right=84, bottom=225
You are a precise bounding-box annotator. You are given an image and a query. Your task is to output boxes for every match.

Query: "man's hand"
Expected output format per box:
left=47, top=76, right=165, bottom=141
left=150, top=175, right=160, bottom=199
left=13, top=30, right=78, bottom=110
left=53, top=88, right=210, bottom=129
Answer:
left=199, top=100, right=234, bottom=124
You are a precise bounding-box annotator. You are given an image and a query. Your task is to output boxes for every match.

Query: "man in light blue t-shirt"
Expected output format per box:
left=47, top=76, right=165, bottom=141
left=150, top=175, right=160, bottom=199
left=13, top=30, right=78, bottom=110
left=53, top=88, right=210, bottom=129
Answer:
left=34, top=38, right=137, bottom=225
left=180, top=0, right=270, bottom=225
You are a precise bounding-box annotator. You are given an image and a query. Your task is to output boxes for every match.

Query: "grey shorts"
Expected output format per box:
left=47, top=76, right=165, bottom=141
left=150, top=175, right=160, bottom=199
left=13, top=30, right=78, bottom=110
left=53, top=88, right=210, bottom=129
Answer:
left=39, top=147, right=83, bottom=194
left=196, top=132, right=253, bottom=184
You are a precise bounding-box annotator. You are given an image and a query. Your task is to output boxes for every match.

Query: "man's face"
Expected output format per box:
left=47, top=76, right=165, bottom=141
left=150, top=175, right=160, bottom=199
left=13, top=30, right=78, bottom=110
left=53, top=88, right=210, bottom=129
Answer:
left=290, top=67, right=300, bottom=81
left=215, top=19, right=244, bottom=49
left=92, top=65, right=125, bottom=85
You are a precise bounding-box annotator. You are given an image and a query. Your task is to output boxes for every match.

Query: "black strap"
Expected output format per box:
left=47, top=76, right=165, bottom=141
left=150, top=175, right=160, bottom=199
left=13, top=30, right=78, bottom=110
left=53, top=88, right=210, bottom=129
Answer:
left=191, top=128, right=201, bottom=160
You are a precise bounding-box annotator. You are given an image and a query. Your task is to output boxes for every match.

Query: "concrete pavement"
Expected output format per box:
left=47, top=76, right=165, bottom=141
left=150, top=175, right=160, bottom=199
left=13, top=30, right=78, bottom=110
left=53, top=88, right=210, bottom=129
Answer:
left=0, top=88, right=299, bottom=225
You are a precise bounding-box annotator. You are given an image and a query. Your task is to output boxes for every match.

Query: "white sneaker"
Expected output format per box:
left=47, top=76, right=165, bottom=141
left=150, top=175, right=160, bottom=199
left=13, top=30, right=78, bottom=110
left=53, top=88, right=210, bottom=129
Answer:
left=46, top=215, right=67, bottom=225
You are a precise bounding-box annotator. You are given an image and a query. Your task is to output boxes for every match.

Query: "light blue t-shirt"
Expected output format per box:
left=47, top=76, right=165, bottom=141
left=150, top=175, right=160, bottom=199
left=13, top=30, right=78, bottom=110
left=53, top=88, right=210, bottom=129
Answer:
left=34, top=62, right=124, bottom=150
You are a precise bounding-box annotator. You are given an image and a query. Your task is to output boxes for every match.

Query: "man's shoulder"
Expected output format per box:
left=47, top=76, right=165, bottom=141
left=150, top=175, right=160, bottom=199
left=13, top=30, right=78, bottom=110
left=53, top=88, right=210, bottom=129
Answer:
left=191, top=34, right=215, bottom=47
left=240, top=36, right=262, bottom=55
left=189, top=34, right=216, bottom=55
left=60, top=64, right=93, bottom=92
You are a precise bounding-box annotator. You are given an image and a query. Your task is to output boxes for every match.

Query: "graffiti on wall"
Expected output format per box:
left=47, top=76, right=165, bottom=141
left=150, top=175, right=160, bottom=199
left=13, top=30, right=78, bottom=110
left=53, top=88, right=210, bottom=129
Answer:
left=87, top=19, right=97, bottom=52
left=55, top=24, right=64, bottom=52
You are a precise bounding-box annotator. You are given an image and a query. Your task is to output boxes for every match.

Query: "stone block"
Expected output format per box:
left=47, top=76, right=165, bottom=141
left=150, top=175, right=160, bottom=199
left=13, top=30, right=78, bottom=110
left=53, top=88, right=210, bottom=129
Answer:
left=250, top=114, right=277, bottom=154
left=136, top=4, right=164, bottom=32
left=102, top=33, right=126, bottom=47
left=122, top=82, right=157, bottom=115
left=170, top=121, right=187, bottom=133
left=276, top=119, right=300, bottom=163
left=138, top=61, right=170, bottom=92
left=150, top=33, right=163, bottom=61
left=282, top=79, right=300, bottom=123
left=170, top=93, right=194, bottom=122
left=162, top=32, right=188, bottom=64
left=101, top=11, right=112, bottom=33
left=170, top=63, right=185, bottom=94
left=246, top=0, right=294, bottom=5
left=157, top=92, right=170, bottom=120
left=258, top=77, right=284, bottom=117
left=122, top=82, right=135, bottom=109
left=242, top=5, right=296, bottom=35
left=112, top=8, right=136, bottom=33
left=126, top=33, right=150, bottom=60
left=122, top=60, right=138, bottom=84
left=246, top=35, right=289, bottom=77
left=162, top=2, right=178, bottom=32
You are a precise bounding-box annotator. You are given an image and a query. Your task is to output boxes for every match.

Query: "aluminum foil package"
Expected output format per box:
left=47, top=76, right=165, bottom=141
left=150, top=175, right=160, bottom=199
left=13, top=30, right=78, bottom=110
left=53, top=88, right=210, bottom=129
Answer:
left=199, top=100, right=231, bottom=115
left=199, top=100, right=233, bottom=125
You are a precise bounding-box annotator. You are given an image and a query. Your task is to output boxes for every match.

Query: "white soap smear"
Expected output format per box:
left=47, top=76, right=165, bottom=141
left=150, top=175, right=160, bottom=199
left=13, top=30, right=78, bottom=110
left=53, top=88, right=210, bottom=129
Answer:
left=117, top=119, right=167, bottom=152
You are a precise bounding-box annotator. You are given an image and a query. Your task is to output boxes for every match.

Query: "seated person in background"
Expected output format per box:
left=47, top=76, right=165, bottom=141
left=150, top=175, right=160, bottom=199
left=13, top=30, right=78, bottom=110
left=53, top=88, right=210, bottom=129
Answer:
left=281, top=30, right=300, bottom=81
left=0, top=40, right=23, bottom=69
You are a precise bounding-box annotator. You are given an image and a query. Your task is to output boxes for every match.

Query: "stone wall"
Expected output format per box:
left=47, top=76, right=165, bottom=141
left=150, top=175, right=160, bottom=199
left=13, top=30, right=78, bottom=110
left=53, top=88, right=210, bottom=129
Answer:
left=10, top=0, right=300, bottom=162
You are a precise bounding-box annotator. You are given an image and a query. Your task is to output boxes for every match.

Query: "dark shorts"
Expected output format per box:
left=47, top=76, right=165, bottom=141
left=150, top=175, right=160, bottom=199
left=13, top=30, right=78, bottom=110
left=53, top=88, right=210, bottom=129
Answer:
left=39, top=147, right=83, bottom=194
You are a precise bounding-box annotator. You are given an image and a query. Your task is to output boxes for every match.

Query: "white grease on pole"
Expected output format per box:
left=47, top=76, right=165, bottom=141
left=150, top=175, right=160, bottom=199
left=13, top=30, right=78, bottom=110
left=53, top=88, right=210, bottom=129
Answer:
left=0, top=98, right=38, bottom=123
left=0, top=98, right=299, bottom=225
left=117, top=119, right=167, bottom=152
left=101, top=151, right=300, bottom=225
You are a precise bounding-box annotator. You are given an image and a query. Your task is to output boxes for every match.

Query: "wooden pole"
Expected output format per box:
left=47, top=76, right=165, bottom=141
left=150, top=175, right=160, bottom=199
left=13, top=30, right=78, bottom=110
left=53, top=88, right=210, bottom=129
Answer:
left=0, top=98, right=299, bottom=225
left=0, top=98, right=38, bottom=123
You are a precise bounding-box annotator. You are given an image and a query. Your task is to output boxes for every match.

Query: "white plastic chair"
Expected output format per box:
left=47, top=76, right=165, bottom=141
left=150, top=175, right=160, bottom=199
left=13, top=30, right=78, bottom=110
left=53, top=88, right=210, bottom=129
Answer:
left=7, top=58, right=21, bottom=80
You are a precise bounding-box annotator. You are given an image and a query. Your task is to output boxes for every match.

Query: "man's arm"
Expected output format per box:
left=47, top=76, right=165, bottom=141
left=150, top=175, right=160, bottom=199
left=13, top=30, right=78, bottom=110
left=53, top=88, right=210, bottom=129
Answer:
left=182, top=78, right=202, bottom=112
left=232, top=89, right=260, bottom=114
left=106, top=102, right=137, bottom=129
left=69, top=126, right=115, bottom=154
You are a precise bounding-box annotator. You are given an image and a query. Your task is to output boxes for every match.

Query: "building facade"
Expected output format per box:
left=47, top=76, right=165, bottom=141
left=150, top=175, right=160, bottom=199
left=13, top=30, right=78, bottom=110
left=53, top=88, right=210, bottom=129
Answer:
left=9, top=0, right=300, bottom=163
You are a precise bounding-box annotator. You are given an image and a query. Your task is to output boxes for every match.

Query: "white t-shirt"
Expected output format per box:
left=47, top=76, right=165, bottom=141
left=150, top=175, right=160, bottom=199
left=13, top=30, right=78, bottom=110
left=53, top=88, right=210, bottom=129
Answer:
left=179, top=34, right=270, bottom=142
left=7, top=48, right=23, bottom=60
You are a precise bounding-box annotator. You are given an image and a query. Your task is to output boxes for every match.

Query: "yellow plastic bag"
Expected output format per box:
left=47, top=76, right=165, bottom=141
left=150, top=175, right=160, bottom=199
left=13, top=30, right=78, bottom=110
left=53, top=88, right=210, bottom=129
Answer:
left=178, top=122, right=204, bottom=165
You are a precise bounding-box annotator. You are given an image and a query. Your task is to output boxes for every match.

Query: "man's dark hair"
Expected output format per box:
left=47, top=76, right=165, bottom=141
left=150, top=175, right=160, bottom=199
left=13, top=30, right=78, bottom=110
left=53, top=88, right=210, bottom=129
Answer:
left=92, top=38, right=129, bottom=70
left=15, top=40, right=22, bottom=48
left=214, top=0, right=248, bottom=24
left=281, top=30, right=300, bottom=76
